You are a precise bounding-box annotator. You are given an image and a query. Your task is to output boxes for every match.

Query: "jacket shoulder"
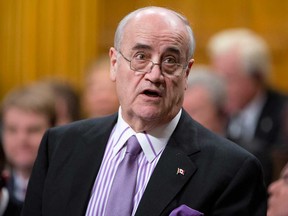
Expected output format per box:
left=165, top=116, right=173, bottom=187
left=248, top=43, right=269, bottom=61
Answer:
left=49, top=113, right=118, bottom=136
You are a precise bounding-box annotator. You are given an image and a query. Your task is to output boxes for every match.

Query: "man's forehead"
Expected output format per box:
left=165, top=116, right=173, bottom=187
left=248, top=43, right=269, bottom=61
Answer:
left=122, top=22, right=188, bottom=52
left=130, top=9, right=183, bottom=29
left=119, top=8, right=190, bottom=58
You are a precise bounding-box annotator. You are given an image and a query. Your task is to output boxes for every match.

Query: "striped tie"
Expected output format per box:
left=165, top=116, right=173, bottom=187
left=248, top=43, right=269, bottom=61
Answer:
left=105, top=135, right=141, bottom=216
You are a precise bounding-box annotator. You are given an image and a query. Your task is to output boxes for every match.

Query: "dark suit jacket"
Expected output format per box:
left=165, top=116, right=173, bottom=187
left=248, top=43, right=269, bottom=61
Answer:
left=254, top=89, right=288, bottom=148
left=227, top=89, right=288, bottom=185
left=22, top=111, right=267, bottom=216
left=6, top=173, right=24, bottom=212
left=3, top=197, right=22, bottom=216
left=227, top=89, right=288, bottom=147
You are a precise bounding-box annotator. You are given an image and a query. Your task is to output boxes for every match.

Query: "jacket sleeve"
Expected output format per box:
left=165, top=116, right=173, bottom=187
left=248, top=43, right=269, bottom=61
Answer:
left=212, top=155, right=267, bottom=216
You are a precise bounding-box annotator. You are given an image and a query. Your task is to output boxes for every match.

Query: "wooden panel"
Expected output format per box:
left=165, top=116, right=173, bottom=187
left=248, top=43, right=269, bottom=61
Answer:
left=37, top=0, right=55, bottom=79
left=250, top=0, right=288, bottom=91
left=0, top=0, right=287, bottom=101
left=97, top=1, right=138, bottom=53
left=0, top=0, right=100, bottom=99
left=21, top=0, right=37, bottom=83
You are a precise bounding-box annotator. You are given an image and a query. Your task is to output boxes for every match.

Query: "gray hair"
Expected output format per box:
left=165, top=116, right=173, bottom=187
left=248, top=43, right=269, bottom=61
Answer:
left=187, top=65, right=227, bottom=110
left=207, top=28, right=271, bottom=81
left=114, top=6, right=196, bottom=59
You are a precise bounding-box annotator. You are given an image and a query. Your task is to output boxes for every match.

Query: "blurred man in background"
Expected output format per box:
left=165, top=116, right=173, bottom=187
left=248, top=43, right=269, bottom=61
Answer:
left=1, top=82, right=56, bottom=213
left=183, top=65, right=227, bottom=135
left=82, top=56, right=119, bottom=118
left=41, top=79, right=81, bottom=125
left=0, top=137, right=21, bottom=216
left=207, top=28, right=288, bottom=185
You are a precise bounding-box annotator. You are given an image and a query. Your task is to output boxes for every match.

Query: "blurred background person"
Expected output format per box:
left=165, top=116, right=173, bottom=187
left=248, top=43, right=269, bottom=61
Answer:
left=267, top=161, right=288, bottom=216
left=41, top=79, right=81, bottom=125
left=207, top=28, right=288, bottom=186
left=0, top=82, right=56, bottom=213
left=82, top=56, right=119, bottom=118
left=183, top=65, right=227, bottom=135
left=0, top=138, right=21, bottom=216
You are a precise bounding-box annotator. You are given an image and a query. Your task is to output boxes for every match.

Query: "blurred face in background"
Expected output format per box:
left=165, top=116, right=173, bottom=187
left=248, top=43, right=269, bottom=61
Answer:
left=268, top=164, right=288, bottom=216
left=2, top=107, right=50, bottom=174
left=83, top=62, right=119, bottom=118
left=183, top=85, right=226, bottom=134
left=211, top=48, right=259, bottom=116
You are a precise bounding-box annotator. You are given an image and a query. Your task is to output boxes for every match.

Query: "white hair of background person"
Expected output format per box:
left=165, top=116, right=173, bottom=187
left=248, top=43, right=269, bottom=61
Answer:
left=207, top=28, right=271, bottom=83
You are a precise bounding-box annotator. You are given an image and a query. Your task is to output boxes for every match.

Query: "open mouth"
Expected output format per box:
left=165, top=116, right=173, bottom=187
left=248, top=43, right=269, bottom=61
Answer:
left=143, top=90, right=161, bottom=97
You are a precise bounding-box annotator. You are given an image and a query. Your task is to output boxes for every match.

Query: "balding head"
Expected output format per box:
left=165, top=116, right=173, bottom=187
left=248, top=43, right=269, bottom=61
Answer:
left=114, top=6, right=195, bottom=60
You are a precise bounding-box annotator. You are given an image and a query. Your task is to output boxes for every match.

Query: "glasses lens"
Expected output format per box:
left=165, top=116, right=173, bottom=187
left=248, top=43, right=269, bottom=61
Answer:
left=131, top=58, right=151, bottom=73
left=162, top=62, right=180, bottom=75
left=130, top=56, right=185, bottom=76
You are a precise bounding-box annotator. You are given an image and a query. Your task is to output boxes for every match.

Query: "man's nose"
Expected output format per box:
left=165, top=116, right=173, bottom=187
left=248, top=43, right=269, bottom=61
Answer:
left=146, top=63, right=163, bottom=82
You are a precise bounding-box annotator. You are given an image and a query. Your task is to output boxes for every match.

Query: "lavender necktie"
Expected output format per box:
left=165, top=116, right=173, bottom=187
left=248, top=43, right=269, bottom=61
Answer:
left=105, top=135, right=141, bottom=216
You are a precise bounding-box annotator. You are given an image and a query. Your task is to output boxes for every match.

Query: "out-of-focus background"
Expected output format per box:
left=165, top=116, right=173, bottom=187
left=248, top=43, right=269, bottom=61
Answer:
left=1, top=2, right=288, bottom=211
left=0, top=0, right=287, bottom=100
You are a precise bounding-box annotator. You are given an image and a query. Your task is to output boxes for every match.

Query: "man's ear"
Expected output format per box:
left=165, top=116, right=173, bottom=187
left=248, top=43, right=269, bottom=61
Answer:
left=186, top=59, right=194, bottom=76
left=109, top=47, right=117, bottom=81
left=184, top=59, right=194, bottom=90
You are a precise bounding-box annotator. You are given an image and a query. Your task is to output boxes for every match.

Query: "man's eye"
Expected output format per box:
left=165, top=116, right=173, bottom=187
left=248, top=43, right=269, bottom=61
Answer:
left=3, top=127, right=17, bottom=134
left=163, top=57, right=177, bottom=64
left=27, top=127, right=42, bottom=134
left=134, top=53, right=147, bottom=60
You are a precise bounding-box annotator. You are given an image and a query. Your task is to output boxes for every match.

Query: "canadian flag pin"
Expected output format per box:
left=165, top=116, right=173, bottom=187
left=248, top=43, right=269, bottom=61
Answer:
left=176, top=168, right=185, bottom=176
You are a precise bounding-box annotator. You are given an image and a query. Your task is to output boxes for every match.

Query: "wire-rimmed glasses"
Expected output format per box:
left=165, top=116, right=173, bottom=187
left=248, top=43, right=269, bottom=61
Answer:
left=118, top=51, right=187, bottom=77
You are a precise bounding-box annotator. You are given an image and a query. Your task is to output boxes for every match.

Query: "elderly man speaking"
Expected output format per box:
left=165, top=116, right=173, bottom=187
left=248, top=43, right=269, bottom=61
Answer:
left=22, top=6, right=267, bottom=216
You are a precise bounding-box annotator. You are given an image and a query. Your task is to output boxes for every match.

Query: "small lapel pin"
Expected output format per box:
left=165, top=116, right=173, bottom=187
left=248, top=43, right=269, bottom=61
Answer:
left=176, top=168, right=185, bottom=176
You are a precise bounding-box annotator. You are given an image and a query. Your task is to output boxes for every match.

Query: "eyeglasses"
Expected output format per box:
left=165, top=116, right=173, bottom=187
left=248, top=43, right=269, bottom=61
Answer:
left=118, top=51, right=187, bottom=77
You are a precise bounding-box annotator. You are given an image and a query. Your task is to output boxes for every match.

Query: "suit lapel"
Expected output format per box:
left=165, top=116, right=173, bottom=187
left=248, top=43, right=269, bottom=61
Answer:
left=65, top=114, right=118, bottom=215
left=62, top=111, right=200, bottom=215
left=135, top=145, right=197, bottom=216
left=135, top=111, right=200, bottom=216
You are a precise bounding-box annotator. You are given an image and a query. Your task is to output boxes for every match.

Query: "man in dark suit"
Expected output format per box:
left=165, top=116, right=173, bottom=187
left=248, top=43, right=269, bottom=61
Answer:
left=22, top=6, right=267, bottom=216
left=207, top=28, right=288, bottom=186
left=0, top=131, right=22, bottom=216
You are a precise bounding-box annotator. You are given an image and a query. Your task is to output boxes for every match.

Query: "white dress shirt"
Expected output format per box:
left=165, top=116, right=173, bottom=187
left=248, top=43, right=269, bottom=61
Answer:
left=228, top=93, right=266, bottom=142
left=86, top=107, right=182, bottom=216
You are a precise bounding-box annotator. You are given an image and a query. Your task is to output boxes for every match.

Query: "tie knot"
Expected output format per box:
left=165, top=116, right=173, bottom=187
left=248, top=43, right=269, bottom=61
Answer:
left=126, top=135, right=141, bottom=156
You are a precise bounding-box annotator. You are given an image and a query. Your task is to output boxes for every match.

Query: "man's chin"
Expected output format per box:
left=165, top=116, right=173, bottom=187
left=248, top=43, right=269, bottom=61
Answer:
left=134, top=107, right=162, bottom=120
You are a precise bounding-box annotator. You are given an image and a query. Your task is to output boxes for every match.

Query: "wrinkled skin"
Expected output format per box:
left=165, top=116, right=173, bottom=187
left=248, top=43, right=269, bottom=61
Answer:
left=109, top=9, right=194, bottom=132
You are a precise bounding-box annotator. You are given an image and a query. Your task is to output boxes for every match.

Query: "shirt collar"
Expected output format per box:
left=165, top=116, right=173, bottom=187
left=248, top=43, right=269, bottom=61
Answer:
left=235, top=92, right=266, bottom=121
left=111, top=107, right=182, bottom=163
left=0, top=188, right=9, bottom=216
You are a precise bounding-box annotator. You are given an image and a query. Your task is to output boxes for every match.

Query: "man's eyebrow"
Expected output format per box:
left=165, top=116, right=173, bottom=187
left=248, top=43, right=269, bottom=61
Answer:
left=131, top=43, right=152, bottom=51
left=165, top=47, right=181, bottom=55
left=130, top=44, right=182, bottom=57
